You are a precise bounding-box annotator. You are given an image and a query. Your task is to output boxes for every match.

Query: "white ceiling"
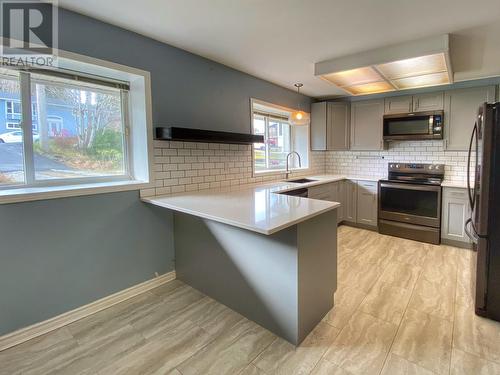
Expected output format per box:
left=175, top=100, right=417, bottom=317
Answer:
left=59, top=0, right=500, bottom=98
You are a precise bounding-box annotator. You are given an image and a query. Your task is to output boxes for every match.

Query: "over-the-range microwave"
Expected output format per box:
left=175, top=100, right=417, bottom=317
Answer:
left=383, top=111, right=443, bottom=141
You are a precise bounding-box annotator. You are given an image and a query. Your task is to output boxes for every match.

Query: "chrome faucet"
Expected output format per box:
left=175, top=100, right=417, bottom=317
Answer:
left=285, top=151, right=302, bottom=180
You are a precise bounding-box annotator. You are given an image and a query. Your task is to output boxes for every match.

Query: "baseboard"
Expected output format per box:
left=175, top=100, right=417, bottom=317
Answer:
left=340, top=221, right=378, bottom=232
left=0, top=271, right=176, bottom=352
left=441, top=238, right=473, bottom=249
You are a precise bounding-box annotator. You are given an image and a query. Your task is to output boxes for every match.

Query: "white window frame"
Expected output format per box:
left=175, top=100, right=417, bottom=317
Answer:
left=6, top=121, right=21, bottom=129
left=5, top=100, right=37, bottom=118
left=5, top=100, right=21, bottom=116
left=250, top=98, right=310, bottom=177
left=0, top=46, right=154, bottom=204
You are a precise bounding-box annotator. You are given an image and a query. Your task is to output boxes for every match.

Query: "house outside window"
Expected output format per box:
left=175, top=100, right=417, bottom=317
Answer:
left=251, top=99, right=309, bottom=174
left=0, top=69, right=130, bottom=187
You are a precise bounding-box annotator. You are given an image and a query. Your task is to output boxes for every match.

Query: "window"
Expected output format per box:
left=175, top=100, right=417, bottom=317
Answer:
left=5, top=100, right=21, bottom=116
left=6, top=121, right=20, bottom=129
left=5, top=101, right=37, bottom=119
left=251, top=100, right=309, bottom=174
left=0, top=49, right=153, bottom=203
left=0, top=68, right=131, bottom=189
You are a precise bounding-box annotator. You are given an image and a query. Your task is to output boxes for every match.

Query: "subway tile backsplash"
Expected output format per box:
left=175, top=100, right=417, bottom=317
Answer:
left=325, top=140, right=473, bottom=185
left=141, top=139, right=471, bottom=198
left=140, top=140, right=326, bottom=198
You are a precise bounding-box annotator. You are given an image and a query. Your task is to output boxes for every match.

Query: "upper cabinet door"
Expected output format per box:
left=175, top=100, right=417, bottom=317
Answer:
left=413, top=92, right=444, bottom=112
left=328, top=102, right=350, bottom=151
left=384, top=95, right=413, bottom=114
left=444, top=86, right=496, bottom=151
left=350, top=99, right=384, bottom=151
left=310, top=102, right=327, bottom=151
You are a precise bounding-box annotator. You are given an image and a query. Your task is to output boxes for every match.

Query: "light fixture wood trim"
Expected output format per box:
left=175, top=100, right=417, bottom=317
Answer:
left=315, top=34, right=450, bottom=76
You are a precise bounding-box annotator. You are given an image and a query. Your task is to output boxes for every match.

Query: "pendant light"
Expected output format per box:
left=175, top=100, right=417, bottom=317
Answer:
left=290, top=83, right=310, bottom=125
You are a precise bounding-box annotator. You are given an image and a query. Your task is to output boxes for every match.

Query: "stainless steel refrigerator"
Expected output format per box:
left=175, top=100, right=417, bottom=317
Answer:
left=465, top=102, right=500, bottom=320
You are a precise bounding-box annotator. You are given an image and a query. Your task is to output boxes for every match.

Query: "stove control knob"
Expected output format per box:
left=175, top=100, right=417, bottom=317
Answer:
left=428, top=165, right=434, bottom=170
left=435, top=165, right=441, bottom=170
left=396, top=164, right=400, bottom=168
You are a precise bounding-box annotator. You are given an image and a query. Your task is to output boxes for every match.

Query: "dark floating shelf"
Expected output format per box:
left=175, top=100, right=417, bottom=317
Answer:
left=155, top=127, right=264, bottom=145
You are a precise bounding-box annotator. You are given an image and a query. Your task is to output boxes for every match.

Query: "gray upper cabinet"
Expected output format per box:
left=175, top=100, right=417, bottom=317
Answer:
left=413, top=92, right=444, bottom=112
left=350, top=99, right=384, bottom=151
left=384, top=92, right=444, bottom=114
left=328, top=103, right=350, bottom=151
left=310, top=102, right=350, bottom=151
left=444, top=86, right=496, bottom=151
left=384, top=95, right=413, bottom=114
left=311, top=102, right=327, bottom=150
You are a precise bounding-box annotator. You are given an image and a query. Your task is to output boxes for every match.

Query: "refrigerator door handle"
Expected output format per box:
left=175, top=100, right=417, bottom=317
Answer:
left=467, top=122, right=478, bottom=210
left=465, top=218, right=479, bottom=245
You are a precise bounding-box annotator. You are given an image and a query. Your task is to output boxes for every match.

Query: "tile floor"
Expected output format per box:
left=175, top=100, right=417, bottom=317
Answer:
left=1, top=225, right=500, bottom=375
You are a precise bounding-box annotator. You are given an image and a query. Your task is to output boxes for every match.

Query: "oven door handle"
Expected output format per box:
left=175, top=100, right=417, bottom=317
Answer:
left=379, top=182, right=442, bottom=192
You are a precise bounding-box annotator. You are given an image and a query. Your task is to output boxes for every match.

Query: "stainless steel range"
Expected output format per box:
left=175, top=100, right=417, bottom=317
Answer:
left=378, top=163, right=444, bottom=244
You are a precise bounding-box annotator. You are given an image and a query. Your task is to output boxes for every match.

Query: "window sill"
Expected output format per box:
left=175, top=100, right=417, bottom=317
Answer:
left=0, top=180, right=152, bottom=205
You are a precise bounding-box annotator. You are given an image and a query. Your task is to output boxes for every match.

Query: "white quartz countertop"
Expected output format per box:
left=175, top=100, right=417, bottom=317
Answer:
left=143, top=175, right=386, bottom=235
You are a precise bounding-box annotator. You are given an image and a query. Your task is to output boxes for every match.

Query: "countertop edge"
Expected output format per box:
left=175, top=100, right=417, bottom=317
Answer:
left=142, top=196, right=340, bottom=235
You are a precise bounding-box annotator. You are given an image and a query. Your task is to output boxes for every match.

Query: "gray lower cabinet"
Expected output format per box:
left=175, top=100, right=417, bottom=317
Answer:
left=310, top=102, right=350, bottom=151
left=308, top=183, right=333, bottom=201
left=441, top=187, right=471, bottom=244
left=330, top=182, right=344, bottom=223
left=356, top=180, right=378, bottom=227
left=309, top=181, right=345, bottom=224
left=343, top=180, right=357, bottom=223
left=444, top=85, right=496, bottom=151
left=350, top=99, right=384, bottom=151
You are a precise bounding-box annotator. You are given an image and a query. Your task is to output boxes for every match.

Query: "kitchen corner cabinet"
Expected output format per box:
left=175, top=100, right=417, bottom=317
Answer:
left=441, top=187, right=471, bottom=244
left=444, top=85, right=496, bottom=151
left=356, top=180, right=378, bottom=226
left=343, top=180, right=357, bottom=223
left=330, top=182, right=345, bottom=223
left=350, top=99, right=384, bottom=151
left=310, top=102, right=350, bottom=151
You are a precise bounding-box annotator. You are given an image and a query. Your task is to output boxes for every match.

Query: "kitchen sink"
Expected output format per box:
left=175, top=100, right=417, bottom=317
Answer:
left=286, top=178, right=318, bottom=184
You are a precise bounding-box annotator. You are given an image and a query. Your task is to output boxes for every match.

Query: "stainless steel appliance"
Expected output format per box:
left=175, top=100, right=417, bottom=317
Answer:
left=465, top=102, right=500, bottom=321
left=378, top=163, right=444, bottom=244
left=383, top=111, right=443, bottom=141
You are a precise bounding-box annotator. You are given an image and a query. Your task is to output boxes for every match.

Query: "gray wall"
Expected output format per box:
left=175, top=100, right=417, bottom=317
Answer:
left=58, top=10, right=311, bottom=134
left=0, top=8, right=311, bottom=335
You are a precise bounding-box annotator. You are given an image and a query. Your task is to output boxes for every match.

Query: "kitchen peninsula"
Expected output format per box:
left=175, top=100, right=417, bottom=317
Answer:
left=143, top=180, right=340, bottom=345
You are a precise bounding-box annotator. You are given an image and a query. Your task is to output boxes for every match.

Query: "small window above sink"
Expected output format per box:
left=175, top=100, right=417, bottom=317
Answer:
left=286, top=178, right=318, bottom=184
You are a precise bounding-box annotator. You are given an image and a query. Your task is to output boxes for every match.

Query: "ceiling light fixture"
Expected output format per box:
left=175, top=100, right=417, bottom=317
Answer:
left=290, top=83, right=310, bottom=125
left=315, top=35, right=453, bottom=96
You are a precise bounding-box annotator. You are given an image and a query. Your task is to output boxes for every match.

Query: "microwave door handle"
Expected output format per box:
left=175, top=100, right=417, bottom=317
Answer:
left=467, top=123, right=477, bottom=210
